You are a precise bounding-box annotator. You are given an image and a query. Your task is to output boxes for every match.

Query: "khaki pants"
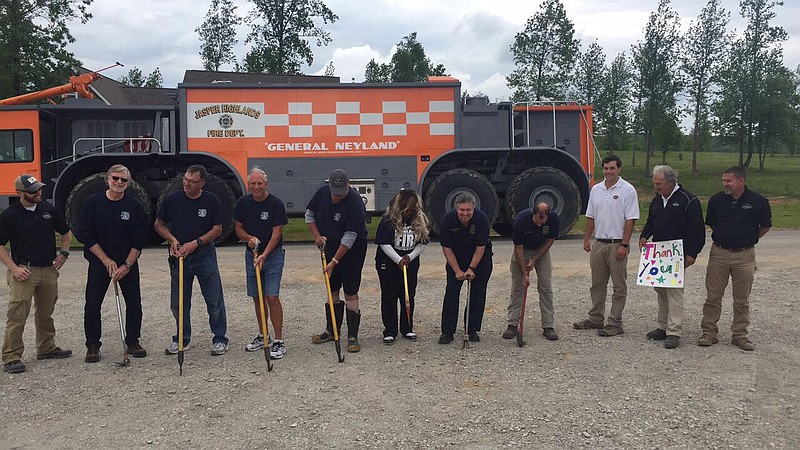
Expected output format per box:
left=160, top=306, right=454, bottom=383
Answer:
left=2, top=268, right=60, bottom=363
left=654, top=287, right=684, bottom=337
left=588, top=242, right=628, bottom=327
left=507, top=250, right=554, bottom=328
left=702, top=245, right=756, bottom=338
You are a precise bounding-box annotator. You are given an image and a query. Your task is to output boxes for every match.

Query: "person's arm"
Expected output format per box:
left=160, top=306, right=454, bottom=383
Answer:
left=178, top=224, right=221, bottom=257
left=53, top=231, right=71, bottom=270
left=513, top=243, right=530, bottom=286
left=111, top=248, right=141, bottom=282
left=464, top=246, right=486, bottom=280
left=685, top=198, right=706, bottom=267
left=0, top=246, right=30, bottom=282
left=89, top=244, right=117, bottom=277
left=442, top=246, right=466, bottom=280
left=583, top=217, right=595, bottom=253
left=405, top=242, right=428, bottom=264
left=380, top=244, right=403, bottom=265
left=154, top=218, right=180, bottom=257
left=235, top=221, right=259, bottom=249
left=256, top=225, right=284, bottom=266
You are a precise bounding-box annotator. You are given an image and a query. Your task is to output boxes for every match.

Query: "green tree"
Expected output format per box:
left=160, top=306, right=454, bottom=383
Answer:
left=572, top=40, right=606, bottom=107
left=631, top=0, right=683, bottom=176
left=243, top=0, right=338, bottom=74
left=595, top=53, right=635, bottom=153
left=714, top=0, right=787, bottom=168
left=0, top=0, right=93, bottom=99
left=119, top=67, right=163, bottom=88
left=507, top=0, right=579, bottom=101
left=756, top=66, right=797, bottom=168
left=196, top=0, right=242, bottom=71
left=363, top=33, right=447, bottom=83
left=364, top=59, right=391, bottom=82
left=323, top=60, right=335, bottom=76
left=681, top=0, right=730, bottom=175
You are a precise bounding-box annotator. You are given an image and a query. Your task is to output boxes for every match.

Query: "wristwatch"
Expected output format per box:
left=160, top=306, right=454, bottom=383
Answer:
left=124, top=261, right=134, bottom=269
left=620, top=243, right=630, bottom=248
left=196, top=238, right=204, bottom=246
left=59, top=249, right=70, bottom=258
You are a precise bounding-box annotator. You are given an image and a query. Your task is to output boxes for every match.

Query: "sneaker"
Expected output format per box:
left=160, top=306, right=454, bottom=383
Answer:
left=402, top=332, right=418, bottom=340
left=438, top=333, right=454, bottom=345
left=664, top=335, right=680, bottom=349
left=85, top=347, right=101, bottom=363
left=3, top=360, right=26, bottom=374
left=164, top=341, right=189, bottom=355
left=732, top=336, right=755, bottom=351
left=697, top=334, right=719, bottom=347
left=383, top=336, right=395, bottom=345
left=311, top=331, right=334, bottom=344
left=598, top=325, right=624, bottom=337
left=542, top=328, right=559, bottom=341
left=270, top=340, right=286, bottom=359
left=646, top=328, right=667, bottom=341
left=246, top=334, right=265, bottom=352
left=468, top=332, right=480, bottom=342
left=126, top=342, right=147, bottom=358
left=211, top=342, right=228, bottom=356
left=347, top=338, right=361, bottom=353
left=502, top=325, right=518, bottom=339
left=36, top=347, right=72, bottom=360
left=573, top=319, right=604, bottom=330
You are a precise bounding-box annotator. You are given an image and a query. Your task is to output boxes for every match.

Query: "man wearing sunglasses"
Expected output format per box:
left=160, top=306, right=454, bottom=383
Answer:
left=74, top=165, right=149, bottom=363
left=0, top=174, right=73, bottom=374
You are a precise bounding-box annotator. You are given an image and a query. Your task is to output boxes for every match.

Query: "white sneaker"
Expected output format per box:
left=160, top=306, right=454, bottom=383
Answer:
left=164, top=341, right=189, bottom=355
left=270, top=340, right=286, bottom=359
left=245, top=334, right=265, bottom=352
left=211, top=341, right=228, bottom=356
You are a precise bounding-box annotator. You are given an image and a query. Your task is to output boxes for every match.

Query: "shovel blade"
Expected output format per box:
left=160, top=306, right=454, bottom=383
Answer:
left=516, top=331, right=525, bottom=347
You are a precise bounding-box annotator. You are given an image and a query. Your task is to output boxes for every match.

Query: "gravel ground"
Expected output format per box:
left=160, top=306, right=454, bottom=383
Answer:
left=1, top=231, right=798, bottom=449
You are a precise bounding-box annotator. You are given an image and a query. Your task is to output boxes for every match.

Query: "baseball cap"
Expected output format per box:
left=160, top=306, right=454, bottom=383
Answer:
left=14, top=174, right=46, bottom=193
left=328, top=169, right=350, bottom=196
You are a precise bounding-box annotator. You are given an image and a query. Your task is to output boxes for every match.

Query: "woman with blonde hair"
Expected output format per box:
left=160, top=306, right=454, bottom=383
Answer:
left=375, top=189, right=430, bottom=344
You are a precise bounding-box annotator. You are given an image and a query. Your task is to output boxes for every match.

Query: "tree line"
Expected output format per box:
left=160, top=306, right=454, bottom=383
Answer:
left=1, top=0, right=796, bottom=172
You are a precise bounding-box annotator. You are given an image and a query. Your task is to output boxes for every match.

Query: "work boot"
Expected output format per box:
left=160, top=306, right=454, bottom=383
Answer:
left=85, top=346, right=100, bottom=363
left=697, top=334, right=719, bottom=347
left=732, top=336, right=755, bottom=351
left=126, top=341, right=147, bottom=358
left=598, top=325, right=624, bottom=337
left=542, top=328, right=559, bottom=341
left=646, top=328, right=667, bottom=341
left=346, top=309, right=361, bottom=353
left=36, top=347, right=72, bottom=360
left=502, top=325, right=518, bottom=339
left=573, top=319, right=604, bottom=330
left=664, top=335, right=680, bottom=349
left=312, top=302, right=344, bottom=343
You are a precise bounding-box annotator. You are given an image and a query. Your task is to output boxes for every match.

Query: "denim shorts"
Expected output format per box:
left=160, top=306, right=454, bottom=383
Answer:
left=245, top=247, right=285, bottom=297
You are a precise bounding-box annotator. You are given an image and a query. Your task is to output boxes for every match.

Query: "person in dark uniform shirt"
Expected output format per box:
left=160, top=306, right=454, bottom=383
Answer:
left=154, top=164, right=229, bottom=356
left=375, top=189, right=430, bottom=344
left=75, top=164, right=149, bottom=362
left=0, top=174, right=73, bottom=374
left=438, top=193, right=493, bottom=344
left=306, top=169, right=368, bottom=353
left=698, top=166, right=771, bottom=351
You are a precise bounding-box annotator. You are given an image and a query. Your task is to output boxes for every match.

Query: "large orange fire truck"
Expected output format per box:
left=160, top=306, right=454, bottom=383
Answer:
left=0, top=74, right=594, bottom=241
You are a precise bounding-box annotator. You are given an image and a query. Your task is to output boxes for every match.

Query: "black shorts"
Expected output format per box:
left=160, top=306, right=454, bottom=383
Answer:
left=328, top=239, right=368, bottom=296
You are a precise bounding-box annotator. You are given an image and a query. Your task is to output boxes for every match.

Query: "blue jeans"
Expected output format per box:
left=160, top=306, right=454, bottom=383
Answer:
left=170, top=245, right=228, bottom=345
left=245, top=247, right=285, bottom=297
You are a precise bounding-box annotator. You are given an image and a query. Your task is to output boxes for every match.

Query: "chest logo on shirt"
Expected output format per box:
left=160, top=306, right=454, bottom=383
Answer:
left=671, top=202, right=680, bottom=207
left=613, top=195, right=619, bottom=200
left=198, top=208, right=208, bottom=218
left=542, top=226, right=549, bottom=235
left=42, top=212, right=51, bottom=219
left=120, top=211, right=130, bottom=221
left=260, top=211, right=270, bottom=220
left=333, top=212, right=342, bottom=222
left=468, top=225, right=476, bottom=235
left=742, top=203, right=752, bottom=210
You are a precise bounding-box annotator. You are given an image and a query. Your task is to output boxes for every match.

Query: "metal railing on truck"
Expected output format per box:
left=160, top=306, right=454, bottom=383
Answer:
left=511, top=101, right=601, bottom=165
left=44, top=137, right=163, bottom=166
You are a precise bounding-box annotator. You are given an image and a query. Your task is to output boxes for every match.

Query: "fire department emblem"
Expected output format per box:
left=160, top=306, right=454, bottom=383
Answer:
left=542, top=226, right=549, bottom=235
left=120, top=211, right=130, bottom=221
left=333, top=212, right=342, bottom=222
left=42, top=212, right=51, bottom=219
left=260, top=211, right=269, bottom=220
left=198, top=208, right=208, bottom=218
left=219, top=114, right=233, bottom=129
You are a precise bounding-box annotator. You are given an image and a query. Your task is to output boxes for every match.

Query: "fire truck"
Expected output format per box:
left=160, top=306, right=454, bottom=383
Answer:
left=0, top=74, right=595, bottom=242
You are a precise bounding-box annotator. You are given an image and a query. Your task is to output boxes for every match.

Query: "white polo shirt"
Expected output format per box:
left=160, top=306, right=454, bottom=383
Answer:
left=585, top=176, right=640, bottom=240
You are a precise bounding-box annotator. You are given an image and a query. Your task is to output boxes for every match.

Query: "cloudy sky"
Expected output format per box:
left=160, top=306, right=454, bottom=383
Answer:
left=69, top=0, right=800, bottom=101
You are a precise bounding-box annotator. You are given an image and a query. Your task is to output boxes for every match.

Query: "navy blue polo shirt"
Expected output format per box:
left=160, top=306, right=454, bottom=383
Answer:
left=75, top=192, right=148, bottom=265
left=512, top=209, right=560, bottom=250
left=233, top=193, right=288, bottom=254
left=438, top=208, right=491, bottom=261
left=706, top=187, right=772, bottom=248
left=306, top=185, right=367, bottom=254
left=157, top=190, right=225, bottom=243
left=0, top=201, right=70, bottom=267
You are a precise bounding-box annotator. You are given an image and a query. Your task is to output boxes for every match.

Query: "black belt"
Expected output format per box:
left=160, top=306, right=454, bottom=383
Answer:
left=596, top=239, right=623, bottom=244
left=714, top=243, right=753, bottom=253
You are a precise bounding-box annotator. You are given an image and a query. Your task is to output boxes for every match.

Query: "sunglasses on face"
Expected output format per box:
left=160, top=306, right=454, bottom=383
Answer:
left=111, top=176, right=129, bottom=183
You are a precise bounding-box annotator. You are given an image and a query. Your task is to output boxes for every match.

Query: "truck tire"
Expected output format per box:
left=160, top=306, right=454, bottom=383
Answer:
left=492, top=223, right=514, bottom=238
left=505, top=166, right=580, bottom=237
left=65, top=173, right=152, bottom=235
left=156, top=174, right=236, bottom=244
left=424, top=169, right=498, bottom=234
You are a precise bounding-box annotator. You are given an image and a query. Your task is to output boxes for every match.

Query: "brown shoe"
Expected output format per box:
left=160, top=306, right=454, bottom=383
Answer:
left=732, top=336, right=755, bottom=351
left=542, top=328, right=559, bottom=341
left=598, top=325, right=624, bottom=337
left=347, top=338, right=361, bottom=353
left=502, top=325, right=518, bottom=339
left=311, top=331, right=334, bottom=344
left=573, top=319, right=604, bottom=330
left=36, top=347, right=73, bottom=360
left=697, top=334, right=719, bottom=347
left=126, top=342, right=147, bottom=358
left=85, top=347, right=100, bottom=363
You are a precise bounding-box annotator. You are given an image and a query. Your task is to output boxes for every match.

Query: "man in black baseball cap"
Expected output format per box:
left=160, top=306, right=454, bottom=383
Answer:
left=14, top=174, right=46, bottom=193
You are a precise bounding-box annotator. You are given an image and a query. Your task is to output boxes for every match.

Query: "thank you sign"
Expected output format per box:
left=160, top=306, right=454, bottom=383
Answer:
left=637, top=239, right=684, bottom=288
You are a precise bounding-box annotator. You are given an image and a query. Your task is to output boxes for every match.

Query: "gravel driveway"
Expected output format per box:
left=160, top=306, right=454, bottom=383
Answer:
left=1, top=231, right=798, bottom=449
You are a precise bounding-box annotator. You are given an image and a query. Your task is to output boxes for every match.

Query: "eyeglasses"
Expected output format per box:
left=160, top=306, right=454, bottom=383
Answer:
left=111, top=176, right=129, bottom=183
left=183, top=177, right=202, bottom=184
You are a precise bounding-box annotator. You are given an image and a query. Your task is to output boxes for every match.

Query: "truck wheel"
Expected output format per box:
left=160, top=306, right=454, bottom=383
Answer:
left=65, top=173, right=152, bottom=235
left=492, top=222, right=514, bottom=237
left=505, top=166, right=580, bottom=237
left=424, top=168, right=498, bottom=234
left=156, top=174, right=236, bottom=244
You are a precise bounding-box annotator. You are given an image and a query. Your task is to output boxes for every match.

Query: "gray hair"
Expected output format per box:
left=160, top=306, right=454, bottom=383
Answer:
left=107, top=164, right=130, bottom=178
left=248, top=167, right=268, bottom=182
left=653, top=165, right=678, bottom=183
left=454, top=192, right=476, bottom=206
